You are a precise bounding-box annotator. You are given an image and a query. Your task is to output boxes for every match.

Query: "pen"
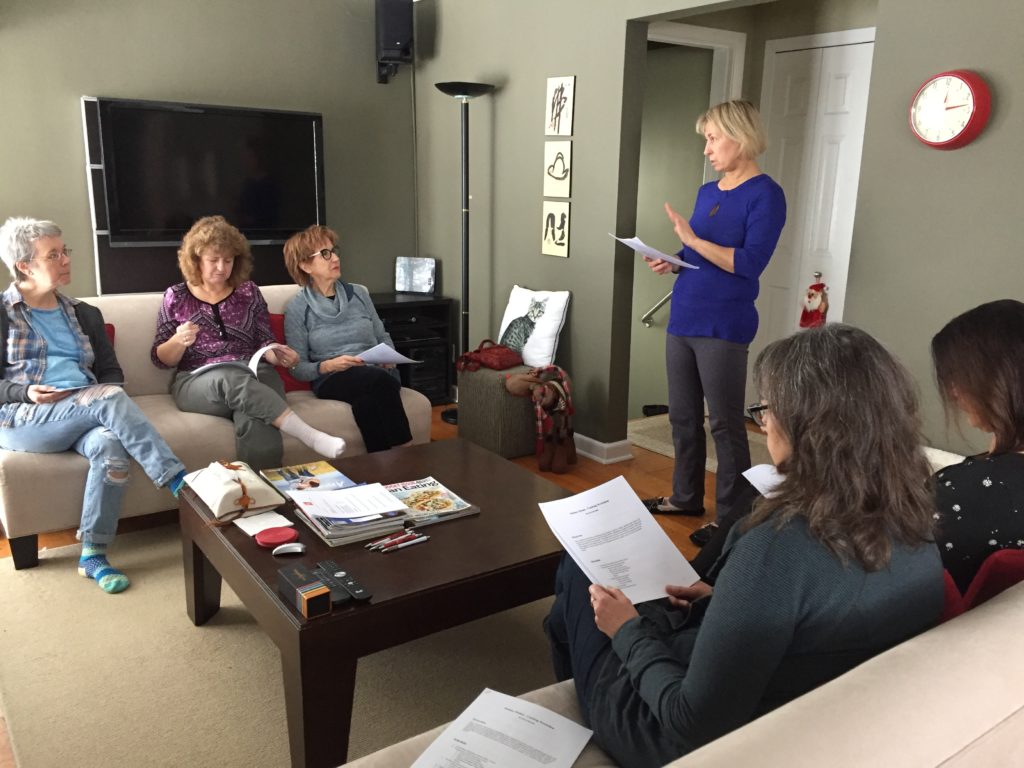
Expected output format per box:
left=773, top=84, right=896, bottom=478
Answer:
left=381, top=534, right=430, bottom=553
left=365, top=530, right=409, bottom=549
left=374, top=531, right=421, bottom=552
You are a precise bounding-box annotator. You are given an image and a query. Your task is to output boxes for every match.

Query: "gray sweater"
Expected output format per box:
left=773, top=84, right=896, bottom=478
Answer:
left=283, top=281, right=394, bottom=384
left=590, top=516, right=943, bottom=768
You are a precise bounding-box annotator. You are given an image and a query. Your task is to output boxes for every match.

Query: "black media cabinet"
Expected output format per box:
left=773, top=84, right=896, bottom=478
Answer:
left=370, top=293, right=454, bottom=405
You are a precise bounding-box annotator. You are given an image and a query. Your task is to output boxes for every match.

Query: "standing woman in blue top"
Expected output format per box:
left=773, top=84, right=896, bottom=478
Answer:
left=644, top=100, right=786, bottom=546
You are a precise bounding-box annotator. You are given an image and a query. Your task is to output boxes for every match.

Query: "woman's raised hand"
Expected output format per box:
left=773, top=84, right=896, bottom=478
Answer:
left=665, top=581, right=713, bottom=609
left=664, top=202, right=696, bottom=247
left=174, top=321, right=199, bottom=348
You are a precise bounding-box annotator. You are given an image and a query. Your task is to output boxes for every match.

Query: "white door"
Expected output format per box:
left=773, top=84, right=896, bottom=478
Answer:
left=748, top=31, right=874, bottom=402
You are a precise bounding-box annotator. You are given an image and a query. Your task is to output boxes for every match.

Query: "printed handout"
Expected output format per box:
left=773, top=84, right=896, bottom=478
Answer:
left=609, top=234, right=698, bottom=270
left=411, top=688, right=592, bottom=768
left=357, top=342, right=420, bottom=365
left=288, top=483, right=407, bottom=521
left=539, top=476, right=700, bottom=604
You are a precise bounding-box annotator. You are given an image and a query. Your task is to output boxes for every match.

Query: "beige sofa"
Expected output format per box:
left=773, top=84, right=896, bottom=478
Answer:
left=345, top=583, right=1024, bottom=768
left=0, top=284, right=432, bottom=569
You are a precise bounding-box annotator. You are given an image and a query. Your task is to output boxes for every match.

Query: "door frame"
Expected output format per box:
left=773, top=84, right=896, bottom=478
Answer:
left=647, top=21, right=747, bottom=183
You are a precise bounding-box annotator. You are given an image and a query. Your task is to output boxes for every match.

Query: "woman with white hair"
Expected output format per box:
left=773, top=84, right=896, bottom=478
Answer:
left=0, top=217, right=187, bottom=593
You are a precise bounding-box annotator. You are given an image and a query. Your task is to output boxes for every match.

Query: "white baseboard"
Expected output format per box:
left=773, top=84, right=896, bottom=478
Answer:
left=574, top=432, right=633, bottom=464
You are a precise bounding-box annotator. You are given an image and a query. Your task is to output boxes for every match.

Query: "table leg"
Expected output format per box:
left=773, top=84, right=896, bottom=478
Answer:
left=182, top=537, right=221, bottom=626
left=280, top=639, right=357, bottom=768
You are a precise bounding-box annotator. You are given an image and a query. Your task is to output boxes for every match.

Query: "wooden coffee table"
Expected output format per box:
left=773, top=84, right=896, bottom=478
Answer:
left=178, top=439, right=569, bottom=768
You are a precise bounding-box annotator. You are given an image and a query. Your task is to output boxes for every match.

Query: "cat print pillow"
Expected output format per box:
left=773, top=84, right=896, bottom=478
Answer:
left=497, top=285, right=570, bottom=366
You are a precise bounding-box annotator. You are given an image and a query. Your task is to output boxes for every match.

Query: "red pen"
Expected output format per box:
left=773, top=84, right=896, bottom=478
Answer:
left=365, top=530, right=410, bottom=549
left=382, top=534, right=430, bottom=553
left=376, top=531, right=421, bottom=552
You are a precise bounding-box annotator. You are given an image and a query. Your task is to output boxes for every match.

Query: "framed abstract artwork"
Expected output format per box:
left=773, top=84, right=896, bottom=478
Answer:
left=543, top=140, right=572, bottom=198
left=545, top=76, right=575, bottom=136
left=541, top=201, right=570, bottom=258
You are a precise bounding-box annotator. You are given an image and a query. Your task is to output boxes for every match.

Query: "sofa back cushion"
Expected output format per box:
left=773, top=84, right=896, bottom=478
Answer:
left=80, top=284, right=301, bottom=397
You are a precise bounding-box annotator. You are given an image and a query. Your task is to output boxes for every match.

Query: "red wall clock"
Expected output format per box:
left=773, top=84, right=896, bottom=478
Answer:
left=909, top=69, right=991, bottom=150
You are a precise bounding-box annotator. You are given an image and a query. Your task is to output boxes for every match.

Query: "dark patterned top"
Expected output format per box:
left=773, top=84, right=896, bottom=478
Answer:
left=151, top=281, right=275, bottom=372
left=935, top=453, right=1024, bottom=593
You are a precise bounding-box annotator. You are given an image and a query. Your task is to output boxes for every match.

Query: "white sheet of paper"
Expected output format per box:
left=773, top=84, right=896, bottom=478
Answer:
left=288, top=483, right=407, bottom=519
left=357, top=342, right=420, bottom=365
left=539, top=476, right=700, bottom=604
left=742, top=464, right=784, bottom=498
left=609, top=233, right=698, bottom=269
left=232, top=511, right=294, bottom=536
left=411, top=688, right=592, bottom=768
left=55, top=382, right=125, bottom=392
left=189, top=343, right=287, bottom=377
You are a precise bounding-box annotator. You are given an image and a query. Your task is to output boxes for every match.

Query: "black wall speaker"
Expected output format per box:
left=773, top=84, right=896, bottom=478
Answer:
left=376, top=0, right=413, bottom=64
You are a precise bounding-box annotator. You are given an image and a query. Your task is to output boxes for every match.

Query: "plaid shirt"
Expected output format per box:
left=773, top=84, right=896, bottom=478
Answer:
left=0, top=284, right=96, bottom=427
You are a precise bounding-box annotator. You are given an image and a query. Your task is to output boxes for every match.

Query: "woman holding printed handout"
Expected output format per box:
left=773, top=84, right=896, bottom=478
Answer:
left=152, top=216, right=346, bottom=469
left=644, top=100, right=786, bottom=548
left=545, top=324, right=942, bottom=767
left=282, top=225, right=412, bottom=453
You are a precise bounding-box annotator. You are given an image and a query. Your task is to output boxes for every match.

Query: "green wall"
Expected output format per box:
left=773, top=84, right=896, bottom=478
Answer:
left=628, top=45, right=713, bottom=419
left=413, top=0, right=761, bottom=443
left=845, top=0, right=1024, bottom=454
left=0, top=0, right=416, bottom=297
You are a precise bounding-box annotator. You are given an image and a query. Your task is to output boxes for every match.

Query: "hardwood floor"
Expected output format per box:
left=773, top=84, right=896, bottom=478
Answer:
left=0, top=406, right=714, bottom=762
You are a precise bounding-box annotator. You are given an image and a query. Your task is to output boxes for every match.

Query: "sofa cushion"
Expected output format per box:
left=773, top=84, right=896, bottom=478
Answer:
left=268, top=313, right=312, bottom=392
left=497, top=285, right=570, bottom=367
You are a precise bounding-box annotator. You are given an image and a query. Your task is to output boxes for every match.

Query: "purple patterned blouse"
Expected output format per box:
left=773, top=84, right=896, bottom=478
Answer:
left=151, top=281, right=276, bottom=372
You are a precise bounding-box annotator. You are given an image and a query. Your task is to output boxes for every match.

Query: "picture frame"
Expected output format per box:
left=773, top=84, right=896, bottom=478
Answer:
left=544, top=76, right=575, bottom=137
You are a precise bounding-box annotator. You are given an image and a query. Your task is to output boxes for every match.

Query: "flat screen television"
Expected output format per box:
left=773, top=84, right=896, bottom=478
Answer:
left=96, top=97, right=326, bottom=245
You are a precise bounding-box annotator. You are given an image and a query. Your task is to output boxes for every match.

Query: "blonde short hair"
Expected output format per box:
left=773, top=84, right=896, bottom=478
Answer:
left=696, top=100, right=768, bottom=159
left=177, top=216, right=252, bottom=287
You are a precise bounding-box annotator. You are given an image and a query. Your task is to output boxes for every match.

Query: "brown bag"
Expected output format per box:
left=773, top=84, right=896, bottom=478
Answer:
left=456, top=339, right=524, bottom=372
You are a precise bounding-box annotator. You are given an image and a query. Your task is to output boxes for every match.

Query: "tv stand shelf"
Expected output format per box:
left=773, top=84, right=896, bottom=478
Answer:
left=370, top=293, right=454, bottom=405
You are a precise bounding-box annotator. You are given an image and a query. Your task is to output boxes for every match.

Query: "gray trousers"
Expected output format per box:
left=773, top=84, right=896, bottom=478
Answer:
left=171, top=363, right=288, bottom=470
left=666, top=334, right=750, bottom=521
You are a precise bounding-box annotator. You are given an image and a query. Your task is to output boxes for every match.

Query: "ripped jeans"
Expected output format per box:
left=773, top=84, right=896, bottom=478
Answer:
left=0, top=386, right=185, bottom=544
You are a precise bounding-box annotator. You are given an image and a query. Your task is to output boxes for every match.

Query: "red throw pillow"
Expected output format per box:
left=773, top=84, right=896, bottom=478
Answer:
left=104, top=323, right=116, bottom=344
left=268, top=313, right=312, bottom=392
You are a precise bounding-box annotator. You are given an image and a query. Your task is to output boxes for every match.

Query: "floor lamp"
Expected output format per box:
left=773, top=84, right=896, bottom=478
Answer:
left=435, top=81, right=495, bottom=425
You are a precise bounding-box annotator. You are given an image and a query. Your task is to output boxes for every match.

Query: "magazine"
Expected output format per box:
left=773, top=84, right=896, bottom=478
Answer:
left=260, top=460, right=358, bottom=496
left=384, top=476, right=480, bottom=526
left=293, top=505, right=405, bottom=547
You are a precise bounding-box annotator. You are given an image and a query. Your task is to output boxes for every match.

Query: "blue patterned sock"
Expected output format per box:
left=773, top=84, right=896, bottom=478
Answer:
left=168, top=470, right=187, bottom=498
left=78, top=544, right=130, bottom=594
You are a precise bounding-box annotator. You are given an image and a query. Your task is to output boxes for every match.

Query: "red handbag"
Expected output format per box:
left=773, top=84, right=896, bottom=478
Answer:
left=456, top=339, right=523, bottom=372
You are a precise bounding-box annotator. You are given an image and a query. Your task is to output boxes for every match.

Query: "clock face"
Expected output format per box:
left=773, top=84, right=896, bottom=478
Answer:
left=909, top=70, right=991, bottom=150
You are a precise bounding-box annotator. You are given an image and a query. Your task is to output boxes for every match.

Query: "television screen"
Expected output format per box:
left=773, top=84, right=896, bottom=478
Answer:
left=97, top=98, right=325, bottom=244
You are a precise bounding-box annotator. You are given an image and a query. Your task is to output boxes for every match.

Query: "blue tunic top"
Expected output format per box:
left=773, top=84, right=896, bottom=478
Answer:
left=667, top=174, right=786, bottom=345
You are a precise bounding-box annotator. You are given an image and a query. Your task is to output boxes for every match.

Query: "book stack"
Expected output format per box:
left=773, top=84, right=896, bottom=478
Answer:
left=384, top=476, right=480, bottom=527
left=261, top=462, right=408, bottom=547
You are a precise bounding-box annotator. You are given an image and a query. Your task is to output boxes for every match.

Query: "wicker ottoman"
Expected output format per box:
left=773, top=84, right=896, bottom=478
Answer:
left=457, top=365, right=536, bottom=459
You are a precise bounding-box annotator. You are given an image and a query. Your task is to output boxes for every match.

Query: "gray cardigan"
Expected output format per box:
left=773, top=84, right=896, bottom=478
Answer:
left=283, top=281, right=395, bottom=385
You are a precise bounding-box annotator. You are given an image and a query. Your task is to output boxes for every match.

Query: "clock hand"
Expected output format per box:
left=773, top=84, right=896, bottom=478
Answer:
left=944, top=104, right=968, bottom=110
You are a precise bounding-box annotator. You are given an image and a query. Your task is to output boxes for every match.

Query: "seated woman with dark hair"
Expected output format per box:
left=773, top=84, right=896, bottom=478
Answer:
left=931, top=299, right=1024, bottom=593
left=152, top=216, right=346, bottom=470
left=544, top=324, right=942, bottom=767
left=281, top=225, right=412, bottom=453
left=0, top=217, right=187, bottom=593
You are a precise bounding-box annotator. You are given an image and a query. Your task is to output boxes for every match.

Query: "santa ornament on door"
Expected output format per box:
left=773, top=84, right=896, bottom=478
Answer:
left=799, top=273, right=829, bottom=328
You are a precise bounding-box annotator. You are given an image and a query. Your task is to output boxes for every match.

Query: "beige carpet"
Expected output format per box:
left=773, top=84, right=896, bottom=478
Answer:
left=0, top=526, right=556, bottom=767
left=627, top=414, right=771, bottom=470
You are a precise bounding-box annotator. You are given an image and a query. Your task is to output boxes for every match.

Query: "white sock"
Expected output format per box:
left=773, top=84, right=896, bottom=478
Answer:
left=279, top=412, right=346, bottom=458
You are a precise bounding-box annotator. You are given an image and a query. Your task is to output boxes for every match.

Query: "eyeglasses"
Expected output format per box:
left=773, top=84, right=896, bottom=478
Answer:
left=746, top=403, right=770, bottom=428
left=307, top=246, right=340, bottom=261
left=35, top=247, right=72, bottom=262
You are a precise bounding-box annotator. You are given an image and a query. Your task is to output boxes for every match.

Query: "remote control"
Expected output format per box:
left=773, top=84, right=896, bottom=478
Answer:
left=317, top=559, right=372, bottom=601
left=312, top=566, right=352, bottom=607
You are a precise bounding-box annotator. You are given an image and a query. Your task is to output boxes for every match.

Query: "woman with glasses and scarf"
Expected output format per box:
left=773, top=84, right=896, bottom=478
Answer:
left=282, top=225, right=412, bottom=453
left=152, top=216, right=346, bottom=469
left=544, top=324, right=941, bottom=767
left=0, top=217, right=187, bottom=593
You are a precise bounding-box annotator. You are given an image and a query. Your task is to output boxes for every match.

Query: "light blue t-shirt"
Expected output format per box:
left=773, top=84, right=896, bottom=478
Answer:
left=32, top=307, right=90, bottom=389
